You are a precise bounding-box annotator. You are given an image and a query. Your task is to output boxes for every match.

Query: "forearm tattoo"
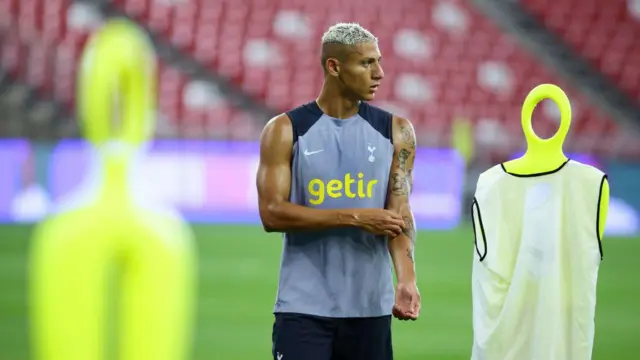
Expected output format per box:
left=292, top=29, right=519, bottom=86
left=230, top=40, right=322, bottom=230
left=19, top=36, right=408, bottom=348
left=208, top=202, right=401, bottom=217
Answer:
left=403, top=214, right=416, bottom=263
left=402, top=215, right=415, bottom=240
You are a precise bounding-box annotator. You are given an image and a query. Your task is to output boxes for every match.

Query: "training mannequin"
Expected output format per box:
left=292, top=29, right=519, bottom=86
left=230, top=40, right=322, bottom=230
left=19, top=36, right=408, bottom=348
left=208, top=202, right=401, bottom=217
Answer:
left=28, top=19, right=197, bottom=360
left=502, top=84, right=609, bottom=237
left=471, top=84, right=610, bottom=360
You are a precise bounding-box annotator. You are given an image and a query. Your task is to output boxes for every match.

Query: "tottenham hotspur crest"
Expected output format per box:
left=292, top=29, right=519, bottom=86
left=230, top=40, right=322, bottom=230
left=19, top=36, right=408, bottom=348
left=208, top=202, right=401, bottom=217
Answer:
left=368, top=144, right=376, bottom=162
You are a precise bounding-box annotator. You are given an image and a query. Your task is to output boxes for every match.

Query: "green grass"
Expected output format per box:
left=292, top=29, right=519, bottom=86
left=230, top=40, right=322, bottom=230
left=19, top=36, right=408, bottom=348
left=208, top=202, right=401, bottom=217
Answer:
left=0, top=224, right=639, bottom=359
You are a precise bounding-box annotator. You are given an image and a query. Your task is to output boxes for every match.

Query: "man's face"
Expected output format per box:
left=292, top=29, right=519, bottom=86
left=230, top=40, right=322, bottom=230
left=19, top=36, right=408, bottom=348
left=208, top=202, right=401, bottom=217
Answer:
left=333, top=42, right=384, bottom=101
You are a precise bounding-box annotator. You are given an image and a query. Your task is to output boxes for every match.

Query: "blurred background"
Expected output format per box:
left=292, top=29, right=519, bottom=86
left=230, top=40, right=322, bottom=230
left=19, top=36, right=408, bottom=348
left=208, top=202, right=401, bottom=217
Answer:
left=1, top=0, right=640, bottom=359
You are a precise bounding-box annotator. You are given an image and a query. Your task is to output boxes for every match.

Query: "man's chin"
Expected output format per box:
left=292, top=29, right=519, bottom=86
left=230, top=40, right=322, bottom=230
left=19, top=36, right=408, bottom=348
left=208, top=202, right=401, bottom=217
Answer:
left=361, top=93, right=376, bottom=101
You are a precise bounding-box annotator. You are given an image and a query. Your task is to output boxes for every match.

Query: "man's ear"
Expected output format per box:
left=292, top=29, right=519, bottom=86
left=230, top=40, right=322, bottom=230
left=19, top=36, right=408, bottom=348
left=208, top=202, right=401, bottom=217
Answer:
left=325, top=58, right=340, bottom=77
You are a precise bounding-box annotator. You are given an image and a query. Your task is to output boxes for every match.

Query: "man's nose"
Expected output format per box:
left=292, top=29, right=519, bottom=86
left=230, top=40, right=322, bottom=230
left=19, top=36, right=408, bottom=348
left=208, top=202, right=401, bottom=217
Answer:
left=373, top=64, right=384, bottom=80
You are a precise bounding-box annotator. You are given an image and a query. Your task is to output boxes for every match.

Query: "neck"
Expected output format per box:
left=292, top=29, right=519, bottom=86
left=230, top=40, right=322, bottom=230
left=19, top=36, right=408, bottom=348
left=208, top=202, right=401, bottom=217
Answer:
left=316, top=79, right=360, bottom=119
left=504, top=142, right=568, bottom=174
left=92, top=141, right=140, bottom=198
left=525, top=141, right=567, bottom=161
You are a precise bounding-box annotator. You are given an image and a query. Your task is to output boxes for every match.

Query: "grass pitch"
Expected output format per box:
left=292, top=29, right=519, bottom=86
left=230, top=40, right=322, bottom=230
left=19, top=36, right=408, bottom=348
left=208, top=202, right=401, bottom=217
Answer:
left=0, top=224, right=638, bottom=359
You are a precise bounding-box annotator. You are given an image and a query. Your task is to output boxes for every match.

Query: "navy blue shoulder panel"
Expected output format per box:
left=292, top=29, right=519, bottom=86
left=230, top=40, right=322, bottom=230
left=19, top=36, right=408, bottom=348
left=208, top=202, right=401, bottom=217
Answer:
left=285, top=101, right=324, bottom=144
left=358, top=102, right=393, bottom=144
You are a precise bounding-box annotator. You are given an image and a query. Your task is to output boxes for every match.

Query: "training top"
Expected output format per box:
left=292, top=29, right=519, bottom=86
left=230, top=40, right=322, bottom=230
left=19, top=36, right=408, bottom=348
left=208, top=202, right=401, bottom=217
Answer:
left=274, top=101, right=395, bottom=318
left=470, top=159, right=607, bottom=360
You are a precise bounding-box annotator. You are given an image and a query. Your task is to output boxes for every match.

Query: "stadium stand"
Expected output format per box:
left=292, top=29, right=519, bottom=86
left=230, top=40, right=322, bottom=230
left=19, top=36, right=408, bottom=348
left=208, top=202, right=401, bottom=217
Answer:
left=0, top=0, right=637, bottom=155
left=0, top=0, right=265, bottom=140
left=520, top=0, right=640, bottom=102
left=110, top=0, right=626, bottom=152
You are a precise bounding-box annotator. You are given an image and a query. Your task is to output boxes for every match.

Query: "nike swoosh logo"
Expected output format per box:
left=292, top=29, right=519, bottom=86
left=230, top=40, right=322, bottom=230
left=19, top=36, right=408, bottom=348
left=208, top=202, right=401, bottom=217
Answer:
left=304, top=149, right=324, bottom=156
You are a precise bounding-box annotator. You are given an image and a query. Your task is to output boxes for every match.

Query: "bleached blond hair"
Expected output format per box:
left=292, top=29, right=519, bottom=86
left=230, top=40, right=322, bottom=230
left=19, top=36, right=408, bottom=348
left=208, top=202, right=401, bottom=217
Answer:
left=321, top=22, right=378, bottom=45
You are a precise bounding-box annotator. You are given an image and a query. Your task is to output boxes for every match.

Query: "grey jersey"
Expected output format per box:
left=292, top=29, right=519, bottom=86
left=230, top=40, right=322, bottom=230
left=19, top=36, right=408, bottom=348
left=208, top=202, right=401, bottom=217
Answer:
left=274, top=101, right=395, bottom=318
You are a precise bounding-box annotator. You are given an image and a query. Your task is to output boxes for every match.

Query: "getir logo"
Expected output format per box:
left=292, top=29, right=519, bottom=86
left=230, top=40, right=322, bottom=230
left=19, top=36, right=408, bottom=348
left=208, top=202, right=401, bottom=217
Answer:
left=308, top=172, right=378, bottom=205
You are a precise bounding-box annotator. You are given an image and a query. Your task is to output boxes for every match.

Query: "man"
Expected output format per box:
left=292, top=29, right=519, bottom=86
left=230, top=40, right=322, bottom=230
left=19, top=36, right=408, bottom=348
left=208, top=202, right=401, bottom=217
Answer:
left=256, top=23, right=421, bottom=360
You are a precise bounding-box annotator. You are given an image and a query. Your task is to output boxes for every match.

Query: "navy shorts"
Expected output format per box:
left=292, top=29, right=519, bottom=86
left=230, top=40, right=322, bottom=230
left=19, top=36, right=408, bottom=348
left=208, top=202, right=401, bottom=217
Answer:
left=272, top=312, right=393, bottom=360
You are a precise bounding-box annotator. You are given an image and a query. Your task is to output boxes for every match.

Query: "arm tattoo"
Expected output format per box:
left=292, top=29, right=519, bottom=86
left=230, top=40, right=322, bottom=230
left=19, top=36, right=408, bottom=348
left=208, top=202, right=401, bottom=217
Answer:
left=397, top=149, right=411, bottom=172
left=393, top=150, right=413, bottom=195
left=394, top=125, right=414, bottom=195
left=402, top=215, right=416, bottom=241
left=406, top=248, right=414, bottom=263
left=392, top=121, right=417, bottom=264
left=400, top=126, right=416, bottom=149
left=404, top=216, right=415, bottom=263
left=391, top=172, right=409, bottom=196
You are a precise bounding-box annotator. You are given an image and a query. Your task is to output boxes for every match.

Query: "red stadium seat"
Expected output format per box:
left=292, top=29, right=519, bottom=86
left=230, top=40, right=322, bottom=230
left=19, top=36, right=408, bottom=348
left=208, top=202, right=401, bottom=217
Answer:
left=0, top=0, right=636, bottom=154
left=0, top=0, right=261, bottom=140
left=109, top=0, right=636, bottom=155
left=521, top=0, right=640, bottom=102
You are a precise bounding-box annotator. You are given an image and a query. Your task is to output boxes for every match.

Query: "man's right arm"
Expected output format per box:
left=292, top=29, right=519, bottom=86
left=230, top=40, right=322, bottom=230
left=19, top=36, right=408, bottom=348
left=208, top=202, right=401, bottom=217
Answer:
left=257, top=114, right=359, bottom=232
left=256, top=114, right=404, bottom=236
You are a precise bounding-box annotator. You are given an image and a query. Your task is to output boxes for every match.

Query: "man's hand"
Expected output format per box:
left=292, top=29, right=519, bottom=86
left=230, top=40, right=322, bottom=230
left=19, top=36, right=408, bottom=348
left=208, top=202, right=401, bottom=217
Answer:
left=392, top=281, right=421, bottom=321
left=354, top=209, right=405, bottom=238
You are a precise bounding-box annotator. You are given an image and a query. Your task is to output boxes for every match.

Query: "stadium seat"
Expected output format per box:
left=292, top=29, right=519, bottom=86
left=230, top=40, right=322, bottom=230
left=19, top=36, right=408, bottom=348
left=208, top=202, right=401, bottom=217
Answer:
left=109, top=0, right=634, bottom=155
left=0, top=0, right=636, bottom=154
left=0, top=0, right=263, bottom=140
left=520, top=0, right=640, bottom=103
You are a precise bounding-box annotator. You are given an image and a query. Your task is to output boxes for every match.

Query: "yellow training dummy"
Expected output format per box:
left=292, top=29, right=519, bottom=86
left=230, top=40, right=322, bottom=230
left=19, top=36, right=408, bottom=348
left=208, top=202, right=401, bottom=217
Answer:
left=29, top=19, right=197, bottom=360
left=471, top=84, right=610, bottom=360
left=502, top=84, right=609, bottom=237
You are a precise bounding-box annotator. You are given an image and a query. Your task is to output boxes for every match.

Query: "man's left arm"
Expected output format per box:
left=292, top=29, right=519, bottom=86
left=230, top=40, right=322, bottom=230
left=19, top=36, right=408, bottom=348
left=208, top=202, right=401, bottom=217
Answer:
left=386, top=115, right=420, bottom=320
